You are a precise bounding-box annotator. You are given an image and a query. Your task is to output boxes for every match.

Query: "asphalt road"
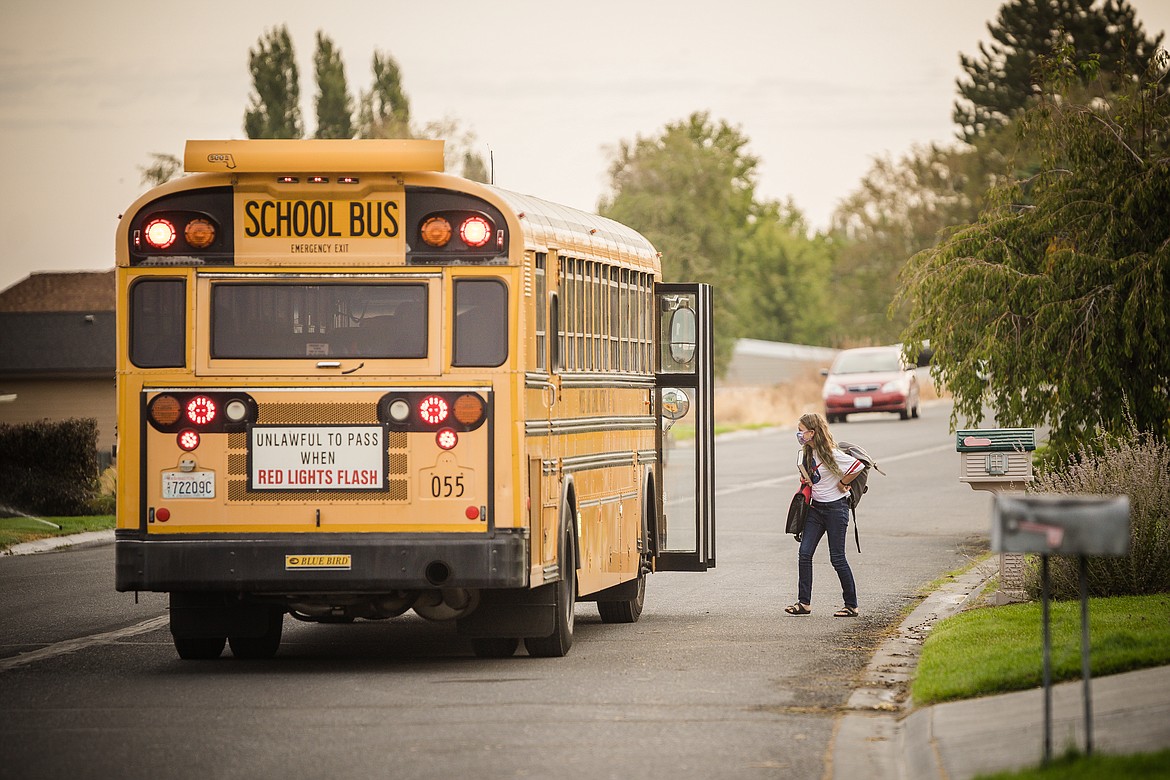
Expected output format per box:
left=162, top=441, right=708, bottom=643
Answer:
left=0, top=401, right=991, bottom=780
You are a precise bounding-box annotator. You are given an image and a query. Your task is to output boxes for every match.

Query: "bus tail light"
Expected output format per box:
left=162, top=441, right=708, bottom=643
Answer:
left=465, top=506, right=479, bottom=520
left=147, top=392, right=255, bottom=433
left=177, top=429, right=200, bottom=451
left=418, top=395, right=449, bottom=425
left=436, top=428, right=458, bottom=450
left=185, top=396, right=217, bottom=425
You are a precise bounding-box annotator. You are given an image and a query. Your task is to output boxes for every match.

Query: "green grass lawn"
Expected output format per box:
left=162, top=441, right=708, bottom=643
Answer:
left=912, top=593, right=1170, bottom=706
left=974, top=747, right=1170, bottom=779
left=0, top=514, right=115, bottom=551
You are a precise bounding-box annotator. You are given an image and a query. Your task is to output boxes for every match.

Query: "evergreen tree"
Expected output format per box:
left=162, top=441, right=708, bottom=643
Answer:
left=954, top=0, right=1162, bottom=143
left=313, top=31, right=354, bottom=139
left=244, top=26, right=303, bottom=139
left=358, top=51, right=412, bottom=139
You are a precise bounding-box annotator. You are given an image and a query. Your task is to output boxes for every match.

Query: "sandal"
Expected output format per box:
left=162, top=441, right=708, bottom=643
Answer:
left=784, top=602, right=811, bottom=616
left=834, top=606, right=858, bottom=618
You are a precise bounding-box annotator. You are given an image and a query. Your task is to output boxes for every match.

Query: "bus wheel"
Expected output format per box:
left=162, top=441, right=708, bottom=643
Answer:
left=524, top=524, right=576, bottom=658
left=173, top=635, right=226, bottom=660
left=597, top=568, right=645, bottom=624
left=228, top=607, right=284, bottom=660
left=472, top=637, right=519, bottom=658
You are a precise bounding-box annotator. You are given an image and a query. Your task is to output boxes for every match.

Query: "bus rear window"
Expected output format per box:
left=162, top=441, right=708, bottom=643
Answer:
left=453, top=279, right=507, bottom=367
left=130, top=278, right=186, bottom=368
left=211, top=283, right=427, bottom=359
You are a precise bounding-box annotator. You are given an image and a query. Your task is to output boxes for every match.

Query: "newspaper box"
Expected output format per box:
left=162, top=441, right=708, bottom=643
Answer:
left=957, top=428, right=1035, bottom=492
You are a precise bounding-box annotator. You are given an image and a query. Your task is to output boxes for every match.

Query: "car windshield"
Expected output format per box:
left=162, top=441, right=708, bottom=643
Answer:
left=833, top=350, right=900, bottom=374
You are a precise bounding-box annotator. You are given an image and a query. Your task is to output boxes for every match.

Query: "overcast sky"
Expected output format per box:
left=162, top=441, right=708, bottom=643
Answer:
left=2, top=0, right=1169, bottom=293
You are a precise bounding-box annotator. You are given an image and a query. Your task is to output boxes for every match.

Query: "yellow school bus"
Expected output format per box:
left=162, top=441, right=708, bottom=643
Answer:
left=114, top=139, right=714, bottom=659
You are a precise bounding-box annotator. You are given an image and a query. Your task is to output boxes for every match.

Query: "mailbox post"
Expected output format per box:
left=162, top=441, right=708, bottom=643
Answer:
left=958, top=429, right=1036, bottom=604
left=992, top=493, right=1130, bottom=764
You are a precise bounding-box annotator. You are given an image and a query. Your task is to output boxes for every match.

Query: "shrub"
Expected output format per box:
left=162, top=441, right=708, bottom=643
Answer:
left=1025, top=423, right=1170, bottom=599
left=0, top=418, right=100, bottom=516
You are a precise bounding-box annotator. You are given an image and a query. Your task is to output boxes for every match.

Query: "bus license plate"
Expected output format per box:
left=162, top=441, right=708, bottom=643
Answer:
left=162, top=471, right=216, bottom=499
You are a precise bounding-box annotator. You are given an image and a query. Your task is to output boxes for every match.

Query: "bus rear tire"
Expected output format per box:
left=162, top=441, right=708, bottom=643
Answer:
left=227, top=607, right=284, bottom=660
left=524, top=523, right=576, bottom=658
left=472, top=637, right=519, bottom=658
left=173, top=635, right=226, bottom=660
left=597, top=569, right=645, bottom=624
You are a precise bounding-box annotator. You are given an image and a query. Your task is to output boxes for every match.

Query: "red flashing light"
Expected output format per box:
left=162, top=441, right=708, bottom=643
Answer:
left=460, top=216, right=492, bottom=248
left=144, top=218, right=177, bottom=249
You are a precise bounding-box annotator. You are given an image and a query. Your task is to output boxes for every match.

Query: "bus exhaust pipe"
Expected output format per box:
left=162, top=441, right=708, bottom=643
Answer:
left=413, top=588, right=480, bottom=621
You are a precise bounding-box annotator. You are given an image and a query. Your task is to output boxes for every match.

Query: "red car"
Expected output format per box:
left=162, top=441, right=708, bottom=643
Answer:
left=822, top=346, right=920, bottom=423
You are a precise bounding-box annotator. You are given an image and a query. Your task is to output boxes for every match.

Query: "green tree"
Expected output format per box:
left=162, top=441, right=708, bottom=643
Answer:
left=139, top=153, right=182, bottom=187
left=244, top=25, right=303, bottom=139
left=829, top=136, right=1011, bottom=344
left=313, top=31, right=354, bottom=139
left=357, top=50, right=412, bottom=139
left=600, top=112, right=760, bottom=374
left=954, top=0, right=1162, bottom=143
left=416, top=117, right=490, bottom=182
left=739, top=201, right=835, bottom=346
left=898, top=48, right=1170, bottom=458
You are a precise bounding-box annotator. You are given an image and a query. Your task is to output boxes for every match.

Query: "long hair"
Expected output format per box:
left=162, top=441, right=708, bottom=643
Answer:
left=798, top=412, right=844, bottom=479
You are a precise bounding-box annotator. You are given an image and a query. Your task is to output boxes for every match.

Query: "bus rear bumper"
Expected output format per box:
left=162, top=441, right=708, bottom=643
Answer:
left=114, top=529, right=529, bottom=593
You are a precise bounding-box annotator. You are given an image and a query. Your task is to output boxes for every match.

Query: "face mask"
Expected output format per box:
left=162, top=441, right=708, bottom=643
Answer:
left=796, top=431, right=807, bottom=445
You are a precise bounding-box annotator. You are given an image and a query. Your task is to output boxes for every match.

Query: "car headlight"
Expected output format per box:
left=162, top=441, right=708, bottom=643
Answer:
left=824, top=383, right=846, bottom=397
left=881, top=378, right=908, bottom=393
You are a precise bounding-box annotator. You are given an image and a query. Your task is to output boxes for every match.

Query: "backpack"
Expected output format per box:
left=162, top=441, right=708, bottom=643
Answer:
left=837, top=441, right=884, bottom=552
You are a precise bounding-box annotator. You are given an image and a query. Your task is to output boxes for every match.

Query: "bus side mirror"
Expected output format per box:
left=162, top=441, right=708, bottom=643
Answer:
left=668, top=307, right=697, bottom=365
left=660, top=387, right=691, bottom=434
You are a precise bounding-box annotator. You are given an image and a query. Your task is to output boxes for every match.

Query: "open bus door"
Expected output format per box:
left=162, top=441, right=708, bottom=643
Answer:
left=653, top=283, right=715, bottom=571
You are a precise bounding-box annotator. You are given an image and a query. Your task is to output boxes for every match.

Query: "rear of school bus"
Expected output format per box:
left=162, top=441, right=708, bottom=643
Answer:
left=115, top=140, right=564, bottom=659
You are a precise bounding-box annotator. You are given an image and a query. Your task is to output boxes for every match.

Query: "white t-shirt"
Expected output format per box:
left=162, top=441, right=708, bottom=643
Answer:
left=798, top=447, right=863, bottom=503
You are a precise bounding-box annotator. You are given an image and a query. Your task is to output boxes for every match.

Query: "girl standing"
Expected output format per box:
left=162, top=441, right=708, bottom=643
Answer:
left=785, top=412, right=863, bottom=617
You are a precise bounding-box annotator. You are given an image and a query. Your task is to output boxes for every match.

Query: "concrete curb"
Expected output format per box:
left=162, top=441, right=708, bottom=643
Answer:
left=2, top=529, right=115, bottom=556
left=831, top=556, right=999, bottom=779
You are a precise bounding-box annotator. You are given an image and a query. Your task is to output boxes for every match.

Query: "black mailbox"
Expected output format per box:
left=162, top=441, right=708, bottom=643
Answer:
left=992, top=494, right=1130, bottom=556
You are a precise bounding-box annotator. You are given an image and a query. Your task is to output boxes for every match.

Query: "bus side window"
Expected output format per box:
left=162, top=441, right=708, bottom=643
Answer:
left=129, top=278, right=185, bottom=368
left=453, top=279, right=507, bottom=367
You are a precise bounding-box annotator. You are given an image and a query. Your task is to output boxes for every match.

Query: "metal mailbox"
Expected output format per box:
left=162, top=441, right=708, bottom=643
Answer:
left=957, top=428, right=1035, bottom=491
left=992, top=493, right=1130, bottom=556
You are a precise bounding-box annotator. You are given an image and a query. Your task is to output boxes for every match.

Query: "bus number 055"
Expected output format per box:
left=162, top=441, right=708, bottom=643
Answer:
left=431, top=475, right=465, bottom=498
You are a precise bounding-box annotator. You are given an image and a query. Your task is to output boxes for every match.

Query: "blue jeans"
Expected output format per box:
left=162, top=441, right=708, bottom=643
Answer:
left=797, top=496, right=857, bottom=609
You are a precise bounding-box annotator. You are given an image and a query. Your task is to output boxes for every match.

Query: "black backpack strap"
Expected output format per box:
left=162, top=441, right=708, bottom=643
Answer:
left=851, top=504, right=861, bottom=553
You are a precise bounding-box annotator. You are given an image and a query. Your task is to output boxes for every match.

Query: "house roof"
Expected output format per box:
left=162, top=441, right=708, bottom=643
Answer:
left=0, top=269, right=115, bottom=313
left=0, top=311, right=116, bottom=376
